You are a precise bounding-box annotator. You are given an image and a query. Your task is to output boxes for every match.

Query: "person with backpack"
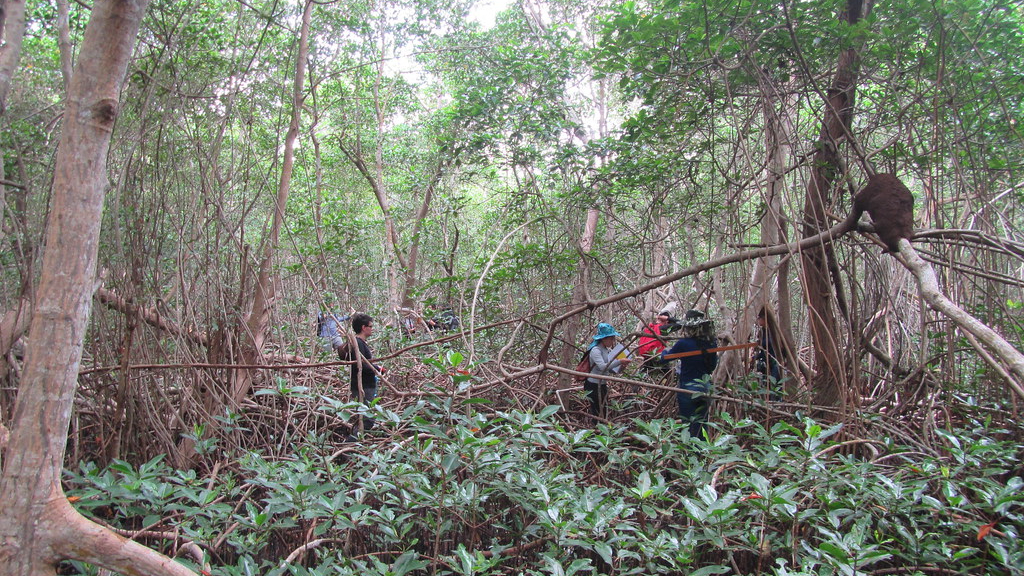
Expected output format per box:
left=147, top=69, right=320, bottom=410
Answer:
left=584, top=323, right=632, bottom=419
left=318, top=311, right=351, bottom=352
left=637, top=311, right=670, bottom=357
left=661, top=310, right=719, bottom=439
left=426, top=307, right=460, bottom=332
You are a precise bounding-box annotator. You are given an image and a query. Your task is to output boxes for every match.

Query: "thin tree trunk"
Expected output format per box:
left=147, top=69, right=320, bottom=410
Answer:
left=231, top=0, right=314, bottom=405
left=371, top=7, right=404, bottom=311
left=55, top=0, right=74, bottom=89
left=557, top=208, right=600, bottom=387
left=741, top=71, right=802, bottom=388
left=399, top=162, right=448, bottom=308
left=342, top=9, right=452, bottom=313
left=0, top=0, right=27, bottom=113
left=900, top=240, right=1024, bottom=400
left=0, top=0, right=196, bottom=573
left=0, top=155, right=35, bottom=425
left=0, top=0, right=28, bottom=247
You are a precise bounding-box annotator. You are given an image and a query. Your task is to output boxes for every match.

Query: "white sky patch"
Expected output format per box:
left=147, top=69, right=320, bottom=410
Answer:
left=467, top=0, right=515, bottom=30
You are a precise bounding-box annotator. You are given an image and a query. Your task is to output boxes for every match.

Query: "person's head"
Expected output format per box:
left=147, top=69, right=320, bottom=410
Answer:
left=681, top=309, right=715, bottom=341
left=755, top=308, right=767, bottom=327
left=592, top=323, right=621, bottom=347
left=656, top=311, right=671, bottom=324
left=352, top=313, right=374, bottom=336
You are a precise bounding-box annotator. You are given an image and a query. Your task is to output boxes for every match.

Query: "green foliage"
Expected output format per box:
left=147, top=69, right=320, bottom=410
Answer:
left=423, top=5, right=583, bottom=166
left=65, top=400, right=1024, bottom=575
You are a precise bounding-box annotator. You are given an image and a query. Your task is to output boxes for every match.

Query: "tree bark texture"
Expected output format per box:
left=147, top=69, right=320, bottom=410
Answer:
left=399, top=162, right=447, bottom=308
left=733, top=69, right=798, bottom=387
left=555, top=208, right=600, bottom=386
left=55, top=0, right=74, bottom=91
left=0, top=0, right=28, bottom=255
left=0, top=0, right=195, bottom=574
left=0, top=0, right=27, bottom=113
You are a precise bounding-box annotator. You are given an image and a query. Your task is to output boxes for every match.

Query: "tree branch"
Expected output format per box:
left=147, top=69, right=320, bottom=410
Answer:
left=898, top=239, right=1024, bottom=400
left=95, top=287, right=208, bottom=347
left=50, top=500, right=197, bottom=576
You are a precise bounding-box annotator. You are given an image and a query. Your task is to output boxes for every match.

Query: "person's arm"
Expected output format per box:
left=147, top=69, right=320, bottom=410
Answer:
left=591, top=345, right=627, bottom=375
left=662, top=338, right=685, bottom=361
left=589, top=346, right=610, bottom=375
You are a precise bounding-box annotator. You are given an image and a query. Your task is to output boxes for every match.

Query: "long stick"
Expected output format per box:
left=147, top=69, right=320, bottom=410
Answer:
left=662, top=342, right=758, bottom=361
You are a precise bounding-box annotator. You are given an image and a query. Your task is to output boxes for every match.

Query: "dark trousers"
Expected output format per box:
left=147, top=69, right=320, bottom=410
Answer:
left=583, top=380, right=608, bottom=419
left=677, top=382, right=709, bottom=439
left=350, top=384, right=377, bottom=431
left=351, top=384, right=377, bottom=404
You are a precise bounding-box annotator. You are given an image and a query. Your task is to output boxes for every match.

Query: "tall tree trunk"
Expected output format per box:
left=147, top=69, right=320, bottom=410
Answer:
left=230, top=0, right=314, bottom=406
left=399, top=162, right=447, bottom=308
left=0, top=0, right=195, bottom=574
left=559, top=208, right=600, bottom=387
left=371, top=6, right=404, bottom=311
left=55, top=0, right=74, bottom=89
left=0, top=0, right=30, bottom=386
left=0, top=161, right=34, bottom=429
left=738, top=71, right=800, bottom=387
left=350, top=5, right=454, bottom=314
left=797, top=0, right=865, bottom=411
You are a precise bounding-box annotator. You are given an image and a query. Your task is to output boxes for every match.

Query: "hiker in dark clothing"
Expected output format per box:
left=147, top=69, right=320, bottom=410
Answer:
left=426, top=307, right=460, bottom=332
left=349, top=313, right=382, bottom=436
left=662, top=310, right=718, bottom=439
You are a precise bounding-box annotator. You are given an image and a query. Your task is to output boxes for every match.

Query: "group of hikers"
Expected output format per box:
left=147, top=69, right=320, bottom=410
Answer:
left=319, top=305, right=781, bottom=441
left=581, top=308, right=781, bottom=439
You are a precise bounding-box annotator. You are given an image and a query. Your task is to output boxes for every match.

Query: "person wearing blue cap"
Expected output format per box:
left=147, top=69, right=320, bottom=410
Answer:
left=584, top=323, right=632, bottom=419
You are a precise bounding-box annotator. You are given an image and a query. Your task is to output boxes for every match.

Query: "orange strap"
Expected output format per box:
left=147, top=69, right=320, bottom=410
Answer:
left=662, top=341, right=757, bottom=361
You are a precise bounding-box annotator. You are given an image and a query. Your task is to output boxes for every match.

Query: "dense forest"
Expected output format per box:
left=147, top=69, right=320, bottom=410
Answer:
left=1, top=0, right=1023, bottom=573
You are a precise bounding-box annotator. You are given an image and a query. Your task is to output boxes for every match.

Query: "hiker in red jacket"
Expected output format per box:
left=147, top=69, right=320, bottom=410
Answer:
left=637, top=310, right=681, bottom=373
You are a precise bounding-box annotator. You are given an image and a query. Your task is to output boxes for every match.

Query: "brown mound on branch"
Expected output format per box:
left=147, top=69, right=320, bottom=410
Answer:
left=853, top=173, right=915, bottom=253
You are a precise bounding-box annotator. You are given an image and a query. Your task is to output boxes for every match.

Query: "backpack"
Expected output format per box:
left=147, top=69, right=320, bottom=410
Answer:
left=336, top=339, right=352, bottom=362
left=434, top=309, right=459, bottom=331
left=572, top=349, right=591, bottom=383
left=699, top=339, right=719, bottom=374
left=335, top=330, right=361, bottom=362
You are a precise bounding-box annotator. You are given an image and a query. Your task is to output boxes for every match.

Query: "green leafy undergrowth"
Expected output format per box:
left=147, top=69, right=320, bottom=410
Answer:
left=64, top=398, right=1023, bottom=575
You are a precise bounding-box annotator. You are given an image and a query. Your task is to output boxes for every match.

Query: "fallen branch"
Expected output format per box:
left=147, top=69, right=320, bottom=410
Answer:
left=280, top=538, right=345, bottom=569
